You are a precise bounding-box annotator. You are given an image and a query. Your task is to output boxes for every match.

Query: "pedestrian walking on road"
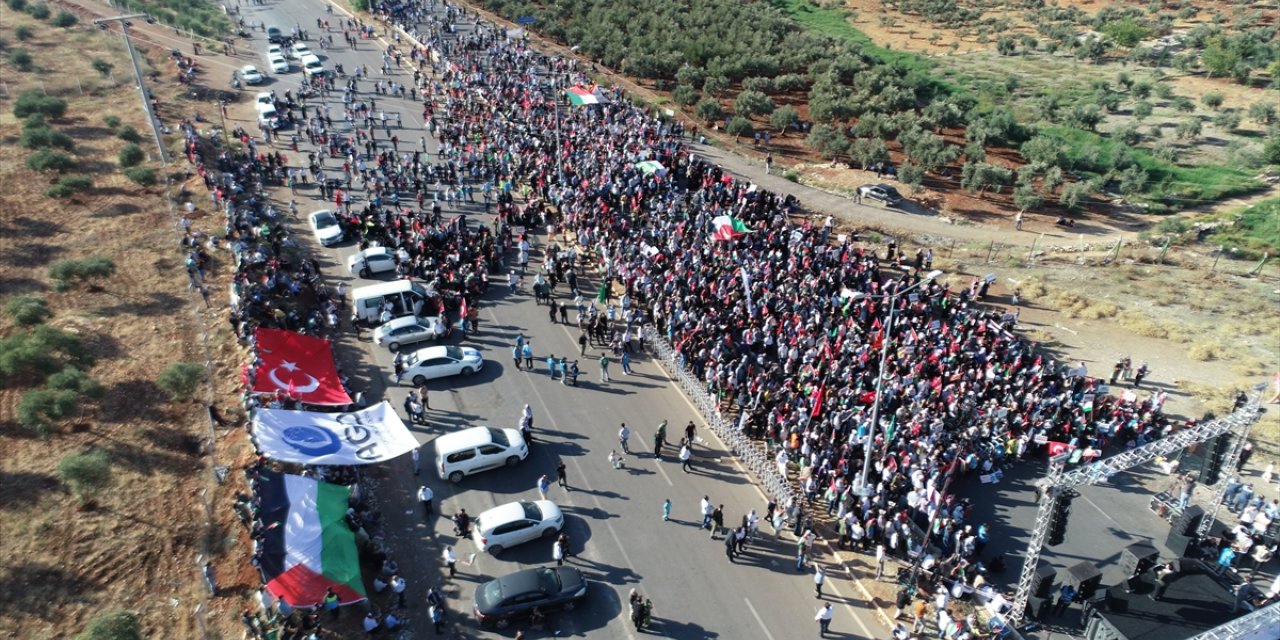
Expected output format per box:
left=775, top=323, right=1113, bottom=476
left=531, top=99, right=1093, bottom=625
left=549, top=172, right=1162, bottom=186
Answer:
left=657, top=419, right=668, bottom=447
left=662, top=499, right=672, bottom=521
left=725, top=528, right=737, bottom=562
left=537, top=474, right=550, bottom=500
left=700, top=497, right=714, bottom=530
left=653, top=429, right=664, bottom=459
left=411, top=446, right=420, bottom=476
left=417, top=485, right=434, bottom=517
left=512, top=345, right=522, bottom=370
left=523, top=343, right=534, bottom=369
left=618, top=423, right=631, bottom=454
left=816, top=603, right=833, bottom=636
left=621, top=350, right=632, bottom=375
left=553, top=540, right=565, bottom=566
left=814, top=566, right=826, bottom=599
left=875, top=544, right=887, bottom=581
left=710, top=505, right=724, bottom=539
left=599, top=353, right=612, bottom=381
left=556, top=460, right=568, bottom=490
left=684, top=421, right=696, bottom=448
left=680, top=443, right=693, bottom=472
left=442, top=546, right=457, bottom=577
left=578, top=332, right=588, bottom=355
left=546, top=354, right=558, bottom=379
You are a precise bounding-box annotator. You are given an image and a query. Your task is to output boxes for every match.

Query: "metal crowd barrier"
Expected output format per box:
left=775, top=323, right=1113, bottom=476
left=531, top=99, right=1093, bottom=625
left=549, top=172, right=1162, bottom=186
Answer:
left=643, top=325, right=796, bottom=505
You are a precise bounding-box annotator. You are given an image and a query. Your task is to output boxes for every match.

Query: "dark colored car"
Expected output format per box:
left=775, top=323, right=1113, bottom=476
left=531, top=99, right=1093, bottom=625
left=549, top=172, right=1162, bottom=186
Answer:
left=266, top=26, right=283, bottom=43
left=473, top=566, right=587, bottom=628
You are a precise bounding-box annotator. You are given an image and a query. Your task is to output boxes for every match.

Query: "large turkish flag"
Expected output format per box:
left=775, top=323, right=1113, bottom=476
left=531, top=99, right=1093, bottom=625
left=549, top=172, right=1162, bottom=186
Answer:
left=252, top=328, right=352, bottom=406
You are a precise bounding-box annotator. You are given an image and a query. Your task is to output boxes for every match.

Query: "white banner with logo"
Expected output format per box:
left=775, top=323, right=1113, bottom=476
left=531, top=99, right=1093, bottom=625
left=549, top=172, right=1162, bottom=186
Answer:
left=251, top=402, right=418, bottom=465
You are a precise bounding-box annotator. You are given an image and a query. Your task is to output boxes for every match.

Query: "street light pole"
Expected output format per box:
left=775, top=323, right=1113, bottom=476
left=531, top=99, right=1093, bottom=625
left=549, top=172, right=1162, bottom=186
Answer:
left=855, top=269, right=943, bottom=497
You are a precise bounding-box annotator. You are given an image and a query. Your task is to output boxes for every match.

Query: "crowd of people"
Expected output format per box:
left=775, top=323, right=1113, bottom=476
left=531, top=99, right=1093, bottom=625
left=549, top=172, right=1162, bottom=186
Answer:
left=162, top=0, right=1275, bottom=635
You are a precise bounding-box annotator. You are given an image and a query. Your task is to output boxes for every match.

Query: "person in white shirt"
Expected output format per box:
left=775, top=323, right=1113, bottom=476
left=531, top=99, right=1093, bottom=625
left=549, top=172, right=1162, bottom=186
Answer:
left=418, top=485, right=434, bottom=517
left=815, top=603, right=834, bottom=635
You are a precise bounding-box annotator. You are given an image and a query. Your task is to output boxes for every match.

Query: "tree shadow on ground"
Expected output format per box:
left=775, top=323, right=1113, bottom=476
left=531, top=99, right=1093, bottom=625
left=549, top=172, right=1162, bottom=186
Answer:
left=93, top=290, right=186, bottom=317
left=100, top=379, right=172, bottom=423
left=0, top=562, right=100, bottom=622
left=0, top=470, right=62, bottom=510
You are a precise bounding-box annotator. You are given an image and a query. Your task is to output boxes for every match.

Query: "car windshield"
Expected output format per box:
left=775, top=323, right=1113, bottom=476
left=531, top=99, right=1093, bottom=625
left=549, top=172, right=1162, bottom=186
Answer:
left=488, top=427, right=509, bottom=447
left=445, top=346, right=464, bottom=360
left=314, top=212, right=336, bottom=227
left=411, top=283, right=427, bottom=298
left=536, top=567, right=561, bottom=594
left=520, top=501, right=541, bottom=520
left=480, top=579, right=503, bottom=603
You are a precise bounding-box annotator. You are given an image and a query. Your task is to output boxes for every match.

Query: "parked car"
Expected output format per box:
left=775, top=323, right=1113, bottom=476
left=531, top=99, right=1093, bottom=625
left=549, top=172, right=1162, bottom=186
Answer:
left=373, top=315, right=447, bottom=352
left=346, top=246, right=397, bottom=276
left=291, top=42, right=314, bottom=59
left=474, top=567, right=587, bottom=629
left=308, top=209, right=344, bottom=247
left=267, top=44, right=284, bottom=58
left=473, top=500, right=564, bottom=555
left=267, top=26, right=283, bottom=43
left=857, top=183, right=903, bottom=206
left=255, top=91, right=274, bottom=107
left=268, top=55, right=289, bottom=74
left=435, top=426, right=528, bottom=483
left=240, top=65, right=264, bottom=85
left=401, top=345, right=483, bottom=384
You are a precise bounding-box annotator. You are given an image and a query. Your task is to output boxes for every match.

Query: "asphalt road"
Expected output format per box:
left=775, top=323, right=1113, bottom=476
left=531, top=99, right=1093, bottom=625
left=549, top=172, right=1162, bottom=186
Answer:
left=229, top=1, right=885, bottom=638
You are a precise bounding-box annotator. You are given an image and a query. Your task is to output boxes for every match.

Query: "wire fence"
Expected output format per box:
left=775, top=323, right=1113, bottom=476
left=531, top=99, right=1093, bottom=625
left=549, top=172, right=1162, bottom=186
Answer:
left=643, top=324, right=796, bottom=505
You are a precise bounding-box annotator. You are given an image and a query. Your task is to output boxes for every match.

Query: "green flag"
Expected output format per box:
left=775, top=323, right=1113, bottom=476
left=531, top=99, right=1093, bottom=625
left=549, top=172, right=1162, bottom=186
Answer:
left=597, top=281, right=609, bottom=303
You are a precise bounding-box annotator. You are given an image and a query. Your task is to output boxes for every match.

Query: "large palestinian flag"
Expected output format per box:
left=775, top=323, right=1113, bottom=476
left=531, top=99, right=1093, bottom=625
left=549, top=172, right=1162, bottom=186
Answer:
left=258, top=471, right=366, bottom=607
left=565, top=84, right=607, bottom=106
left=712, top=215, right=751, bottom=241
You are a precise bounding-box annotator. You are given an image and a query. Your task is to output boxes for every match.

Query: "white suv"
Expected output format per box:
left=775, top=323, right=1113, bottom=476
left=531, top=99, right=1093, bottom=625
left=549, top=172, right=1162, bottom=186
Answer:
left=434, top=427, right=527, bottom=483
left=472, top=500, right=564, bottom=555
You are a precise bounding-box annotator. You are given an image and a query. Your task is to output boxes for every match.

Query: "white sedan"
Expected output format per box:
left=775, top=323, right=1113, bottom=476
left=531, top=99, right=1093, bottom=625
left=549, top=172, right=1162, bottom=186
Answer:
left=346, top=246, right=397, bottom=277
left=255, top=92, right=274, bottom=107
left=308, top=209, right=344, bottom=247
left=472, top=500, right=564, bottom=555
left=291, top=43, right=313, bottom=59
left=400, top=345, right=483, bottom=385
left=373, top=315, right=447, bottom=352
left=241, top=65, right=264, bottom=85
left=268, top=55, right=289, bottom=74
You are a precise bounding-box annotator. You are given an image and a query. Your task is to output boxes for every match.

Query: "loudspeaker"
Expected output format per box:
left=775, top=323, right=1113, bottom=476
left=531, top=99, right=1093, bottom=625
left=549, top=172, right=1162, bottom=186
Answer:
left=1120, top=541, right=1159, bottom=576
left=1172, top=505, right=1205, bottom=536
left=1104, top=587, right=1129, bottom=614
left=1063, top=561, right=1103, bottom=600
left=1030, top=561, right=1057, bottom=598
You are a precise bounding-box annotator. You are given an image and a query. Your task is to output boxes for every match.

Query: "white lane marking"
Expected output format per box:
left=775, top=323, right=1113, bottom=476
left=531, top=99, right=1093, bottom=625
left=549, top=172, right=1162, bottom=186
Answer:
left=651, top=454, right=675, bottom=486
left=743, top=597, right=778, bottom=640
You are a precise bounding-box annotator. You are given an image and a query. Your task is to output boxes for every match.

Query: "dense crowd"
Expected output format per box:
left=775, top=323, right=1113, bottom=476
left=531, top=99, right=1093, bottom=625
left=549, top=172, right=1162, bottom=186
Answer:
left=166, top=0, right=1274, bottom=635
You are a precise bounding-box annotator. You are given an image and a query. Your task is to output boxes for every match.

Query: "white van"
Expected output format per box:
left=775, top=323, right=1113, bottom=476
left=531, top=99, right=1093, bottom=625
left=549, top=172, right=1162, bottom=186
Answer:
left=301, top=54, right=325, bottom=79
left=435, top=426, right=528, bottom=483
left=256, top=102, right=280, bottom=129
left=350, top=280, right=431, bottom=323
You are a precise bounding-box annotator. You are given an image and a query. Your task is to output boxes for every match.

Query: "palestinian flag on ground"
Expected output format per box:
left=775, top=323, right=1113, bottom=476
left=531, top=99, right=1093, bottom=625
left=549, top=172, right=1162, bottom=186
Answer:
left=258, top=471, right=366, bottom=607
left=712, top=215, right=751, bottom=241
left=565, top=85, right=607, bottom=106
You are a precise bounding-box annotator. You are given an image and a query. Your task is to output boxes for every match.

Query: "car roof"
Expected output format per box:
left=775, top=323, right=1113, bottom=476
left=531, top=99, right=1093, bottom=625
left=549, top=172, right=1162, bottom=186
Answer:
left=243, top=65, right=259, bottom=71
left=478, top=500, right=537, bottom=525
left=351, top=279, right=419, bottom=298
left=495, top=567, right=548, bottom=596
left=878, top=183, right=897, bottom=190
left=360, top=246, right=392, bottom=258
left=409, top=344, right=450, bottom=360
left=379, top=315, right=429, bottom=330
left=434, top=426, right=498, bottom=450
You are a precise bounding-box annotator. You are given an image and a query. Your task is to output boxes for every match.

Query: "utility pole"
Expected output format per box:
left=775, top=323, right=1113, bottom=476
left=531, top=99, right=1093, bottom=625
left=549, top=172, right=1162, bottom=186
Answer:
left=94, top=14, right=167, bottom=162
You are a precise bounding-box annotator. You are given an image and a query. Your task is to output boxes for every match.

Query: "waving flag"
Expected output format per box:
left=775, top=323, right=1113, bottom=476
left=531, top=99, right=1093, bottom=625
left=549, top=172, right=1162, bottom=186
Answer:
left=712, top=215, right=750, bottom=241
left=252, top=329, right=352, bottom=406
left=258, top=471, right=365, bottom=607
left=565, top=85, right=606, bottom=106
left=251, top=402, right=418, bottom=465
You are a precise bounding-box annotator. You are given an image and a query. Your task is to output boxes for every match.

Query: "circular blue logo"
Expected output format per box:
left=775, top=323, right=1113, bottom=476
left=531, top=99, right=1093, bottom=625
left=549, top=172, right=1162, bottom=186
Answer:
left=281, top=426, right=342, bottom=456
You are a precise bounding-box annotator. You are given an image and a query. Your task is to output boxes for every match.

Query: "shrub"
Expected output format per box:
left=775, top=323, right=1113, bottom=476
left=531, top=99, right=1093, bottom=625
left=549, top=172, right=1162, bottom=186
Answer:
left=117, top=143, right=145, bottom=168
left=157, top=362, right=207, bottom=402
left=1201, top=92, right=1224, bottom=110
left=116, top=125, right=142, bottom=143
left=0, top=325, right=93, bottom=384
left=123, top=166, right=156, bottom=186
left=7, top=0, right=27, bottom=10
left=91, top=58, right=113, bottom=78
left=102, top=115, right=120, bottom=129
left=13, top=91, right=67, bottom=118
left=25, top=2, right=49, bottom=19
left=14, top=25, right=34, bottom=40
left=25, top=149, right=76, bottom=173
left=20, top=126, right=74, bottom=151
left=726, top=116, right=753, bottom=140
left=4, top=295, right=51, bottom=326
left=671, top=84, right=699, bottom=107
left=18, top=387, right=79, bottom=435
left=8, top=48, right=34, bottom=71
left=45, top=175, right=93, bottom=199
left=50, top=10, right=76, bottom=28
left=75, top=611, right=141, bottom=640
left=694, top=99, right=723, bottom=124
left=350, top=0, right=369, bottom=10
left=57, top=449, right=112, bottom=500
left=48, top=256, right=115, bottom=291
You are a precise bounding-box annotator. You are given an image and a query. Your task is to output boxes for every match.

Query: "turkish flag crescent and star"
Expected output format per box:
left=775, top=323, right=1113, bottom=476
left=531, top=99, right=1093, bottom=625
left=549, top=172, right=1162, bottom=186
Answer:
left=253, top=328, right=352, bottom=406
